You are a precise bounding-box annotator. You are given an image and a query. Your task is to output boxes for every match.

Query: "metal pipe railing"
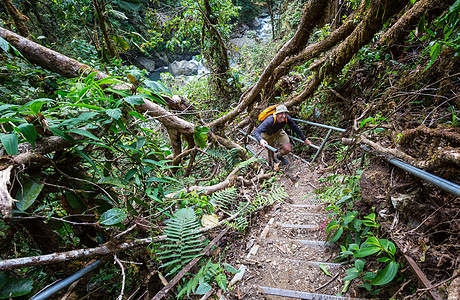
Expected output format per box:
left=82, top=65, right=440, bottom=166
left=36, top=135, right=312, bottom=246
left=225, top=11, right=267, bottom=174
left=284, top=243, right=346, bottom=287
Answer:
left=311, top=129, right=333, bottom=163
left=237, top=129, right=277, bottom=153
left=389, top=158, right=460, bottom=197
left=31, top=260, right=103, bottom=300
left=288, top=135, right=320, bottom=150
left=291, top=118, right=346, bottom=132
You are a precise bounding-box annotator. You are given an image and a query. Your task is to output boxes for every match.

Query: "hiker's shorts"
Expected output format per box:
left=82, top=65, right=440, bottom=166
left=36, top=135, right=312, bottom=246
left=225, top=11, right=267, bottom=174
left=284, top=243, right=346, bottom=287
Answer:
left=261, top=130, right=289, bottom=146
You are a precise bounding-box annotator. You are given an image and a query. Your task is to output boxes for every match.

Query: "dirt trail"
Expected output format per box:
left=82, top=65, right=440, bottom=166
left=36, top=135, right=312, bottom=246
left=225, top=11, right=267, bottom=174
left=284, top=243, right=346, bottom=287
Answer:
left=228, top=156, right=361, bottom=300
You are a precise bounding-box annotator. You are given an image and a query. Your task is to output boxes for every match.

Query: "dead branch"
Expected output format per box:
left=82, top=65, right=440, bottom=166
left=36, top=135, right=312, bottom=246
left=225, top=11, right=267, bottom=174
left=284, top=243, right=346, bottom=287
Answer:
left=0, top=235, right=165, bottom=271
left=0, top=208, right=243, bottom=271
left=186, top=164, right=244, bottom=195
left=358, top=136, right=416, bottom=163
left=0, top=166, right=16, bottom=217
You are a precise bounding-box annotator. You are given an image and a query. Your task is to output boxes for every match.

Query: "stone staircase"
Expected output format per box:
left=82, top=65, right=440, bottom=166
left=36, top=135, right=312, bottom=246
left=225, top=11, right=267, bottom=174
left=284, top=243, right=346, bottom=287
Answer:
left=233, top=167, right=361, bottom=300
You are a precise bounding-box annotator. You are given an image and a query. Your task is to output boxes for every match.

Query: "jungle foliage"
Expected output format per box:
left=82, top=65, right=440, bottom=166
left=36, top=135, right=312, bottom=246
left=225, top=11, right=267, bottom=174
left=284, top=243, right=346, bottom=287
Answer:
left=0, top=0, right=459, bottom=299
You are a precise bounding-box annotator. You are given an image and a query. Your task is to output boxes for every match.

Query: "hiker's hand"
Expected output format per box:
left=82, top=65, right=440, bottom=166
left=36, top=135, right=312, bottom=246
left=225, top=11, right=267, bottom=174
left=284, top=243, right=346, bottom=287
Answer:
left=260, top=139, right=268, bottom=147
left=304, top=139, right=311, bottom=145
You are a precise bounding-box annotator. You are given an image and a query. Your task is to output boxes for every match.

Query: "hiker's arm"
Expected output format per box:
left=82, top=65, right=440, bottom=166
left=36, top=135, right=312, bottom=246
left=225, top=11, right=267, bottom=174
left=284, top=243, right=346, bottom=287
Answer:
left=254, top=118, right=271, bottom=143
left=287, top=117, right=306, bottom=141
left=254, top=126, right=268, bottom=147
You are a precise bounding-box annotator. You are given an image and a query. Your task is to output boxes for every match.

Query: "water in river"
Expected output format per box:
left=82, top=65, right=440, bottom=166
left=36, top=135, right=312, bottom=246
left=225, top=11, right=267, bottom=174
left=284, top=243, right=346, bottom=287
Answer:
left=148, top=15, right=272, bottom=81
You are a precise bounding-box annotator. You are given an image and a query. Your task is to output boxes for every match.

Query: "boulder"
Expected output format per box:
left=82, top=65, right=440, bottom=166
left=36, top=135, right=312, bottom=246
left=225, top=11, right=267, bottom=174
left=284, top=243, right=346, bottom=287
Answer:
left=136, top=56, right=156, bottom=72
left=251, top=17, right=261, bottom=29
left=169, top=60, right=198, bottom=76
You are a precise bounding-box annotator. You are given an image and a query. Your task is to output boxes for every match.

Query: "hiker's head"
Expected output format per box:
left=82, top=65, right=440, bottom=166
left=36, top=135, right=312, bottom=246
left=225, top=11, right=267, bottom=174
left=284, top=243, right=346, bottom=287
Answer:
left=274, top=105, right=288, bottom=122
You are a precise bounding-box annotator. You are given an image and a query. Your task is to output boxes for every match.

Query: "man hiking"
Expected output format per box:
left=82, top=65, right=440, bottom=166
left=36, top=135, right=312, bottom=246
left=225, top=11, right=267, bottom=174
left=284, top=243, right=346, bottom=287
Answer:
left=254, top=104, right=311, bottom=165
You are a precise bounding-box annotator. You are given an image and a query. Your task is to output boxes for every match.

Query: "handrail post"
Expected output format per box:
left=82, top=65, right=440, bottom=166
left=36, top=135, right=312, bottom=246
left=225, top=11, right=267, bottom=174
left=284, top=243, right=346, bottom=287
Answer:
left=311, top=129, right=332, bottom=164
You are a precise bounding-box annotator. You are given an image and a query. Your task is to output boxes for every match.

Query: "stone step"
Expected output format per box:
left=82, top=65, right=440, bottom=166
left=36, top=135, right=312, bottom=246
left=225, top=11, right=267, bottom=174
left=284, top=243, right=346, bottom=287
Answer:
left=270, top=211, right=328, bottom=225
left=254, top=238, right=338, bottom=262
left=270, top=223, right=328, bottom=240
left=255, top=261, right=347, bottom=297
left=259, top=286, right=361, bottom=300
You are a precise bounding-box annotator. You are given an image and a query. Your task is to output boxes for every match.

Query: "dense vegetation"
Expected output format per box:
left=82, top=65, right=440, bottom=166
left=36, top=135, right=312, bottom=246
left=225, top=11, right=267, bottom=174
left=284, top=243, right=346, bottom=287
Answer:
left=0, top=0, right=459, bottom=299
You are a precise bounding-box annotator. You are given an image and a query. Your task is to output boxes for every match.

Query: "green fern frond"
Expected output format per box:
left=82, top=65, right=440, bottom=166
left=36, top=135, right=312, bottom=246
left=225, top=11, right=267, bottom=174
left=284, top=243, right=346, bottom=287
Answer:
left=224, top=215, right=249, bottom=232
left=158, top=208, right=204, bottom=277
left=177, top=259, right=223, bottom=298
left=204, top=148, right=240, bottom=170
left=249, top=185, right=288, bottom=213
left=210, top=187, right=238, bottom=212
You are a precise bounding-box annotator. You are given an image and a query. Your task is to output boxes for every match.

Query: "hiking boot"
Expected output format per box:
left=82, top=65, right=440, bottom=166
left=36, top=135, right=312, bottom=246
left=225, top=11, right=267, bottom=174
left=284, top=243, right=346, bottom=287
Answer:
left=276, top=154, right=289, bottom=165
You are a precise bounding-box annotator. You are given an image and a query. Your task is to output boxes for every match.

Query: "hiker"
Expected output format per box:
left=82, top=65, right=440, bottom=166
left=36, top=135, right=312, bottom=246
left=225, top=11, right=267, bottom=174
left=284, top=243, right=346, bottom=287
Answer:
left=253, top=104, right=311, bottom=165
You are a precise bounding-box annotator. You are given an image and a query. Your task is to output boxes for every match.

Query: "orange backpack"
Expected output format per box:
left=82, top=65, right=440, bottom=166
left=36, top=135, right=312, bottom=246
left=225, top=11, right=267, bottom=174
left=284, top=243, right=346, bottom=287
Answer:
left=258, top=105, right=278, bottom=122
left=258, top=105, right=287, bottom=124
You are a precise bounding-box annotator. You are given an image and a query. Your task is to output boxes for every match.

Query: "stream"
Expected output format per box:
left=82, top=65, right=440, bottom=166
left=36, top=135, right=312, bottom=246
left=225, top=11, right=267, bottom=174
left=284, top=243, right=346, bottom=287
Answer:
left=147, top=15, right=272, bottom=81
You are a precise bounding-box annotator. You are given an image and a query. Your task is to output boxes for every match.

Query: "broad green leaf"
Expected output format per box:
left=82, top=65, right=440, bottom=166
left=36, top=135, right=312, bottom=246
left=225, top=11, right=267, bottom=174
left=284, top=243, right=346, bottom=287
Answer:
left=0, top=134, right=18, bottom=155
left=0, top=272, right=9, bottom=289
left=336, top=195, right=353, bottom=205
left=23, top=98, right=53, bottom=113
left=359, top=282, right=372, bottom=291
left=67, top=129, right=101, bottom=141
left=50, top=127, right=76, bottom=143
left=17, top=124, right=37, bottom=147
left=15, top=177, right=44, bottom=211
left=195, top=282, right=212, bottom=295
left=387, top=240, right=396, bottom=255
left=63, top=191, right=87, bottom=212
left=363, top=271, right=376, bottom=281
left=364, top=236, right=380, bottom=247
left=355, top=259, right=365, bottom=271
left=371, top=261, right=399, bottom=286
left=106, top=108, right=122, bottom=120
left=98, top=176, right=126, bottom=188
left=128, top=111, right=146, bottom=121
left=364, top=213, right=376, bottom=221
left=223, top=263, right=240, bottom=274
left=378, top=257, right=391, bottom=263
left=0, top=117, right=23, bottom=123
left=329, top=227, right=343, bottom=243
left=378, top=239, right=390, bottom=251
left=365, top=0, right=371, bottom=9
left=343, top=268, right=359, bottom=281
left=428, top=43, right=441, bottom=69
left=0, top=278, right=34, bottom=298
left=99, top=208, right=127, bottom=225
left=319, top=264, right=332, bottom=276
left=123, top=95, right=145, bottom=105
left=74, top=149, right=101, bottom=175
left=144, top=80, right=172, bottom=95
left=136, top=137, right=146, bottom=151
left=117, top=0, right=142, bottom=11
left=354, top=245, right=381, bottom=257
left=342, top=280, right=351, bottom=293
left=194, top=126, right=209, bottom=148
left=95, top=76, right=123, bottom=86
left=343, top=214, right=356, bottom=225
left=216, top=273, right=227, bottom=291
left=124, top=168, right=137, bottom=181
left=142, top=93, right=166, bottom=105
